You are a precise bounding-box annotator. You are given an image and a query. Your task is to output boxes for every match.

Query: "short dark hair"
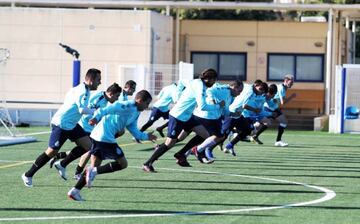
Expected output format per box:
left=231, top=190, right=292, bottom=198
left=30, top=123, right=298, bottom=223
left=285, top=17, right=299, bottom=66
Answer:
left=253, top=79, right=263, bottom=86
left=230, top=80, right=243, bottom=88
left=135, top=90, right=152, bottom=102
left=106, top=83, right=122, bottom=95
left=125, top=80, right=137, bottom=89
left=268, top=84, right=278, bottom=95
left=259, top=82, right=268, bottom=93
left=85, top=68, right=101, bottom=81
left=199, top=68, right=218, bottom=80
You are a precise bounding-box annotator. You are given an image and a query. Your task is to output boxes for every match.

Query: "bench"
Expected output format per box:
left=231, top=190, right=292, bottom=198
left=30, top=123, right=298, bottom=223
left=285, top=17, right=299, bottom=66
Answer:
left=282, top=89, right=325, bottom=114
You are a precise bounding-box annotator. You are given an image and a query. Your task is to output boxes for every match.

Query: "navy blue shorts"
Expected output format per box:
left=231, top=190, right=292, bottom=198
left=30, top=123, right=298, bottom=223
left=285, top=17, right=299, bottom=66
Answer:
left=194, top=116, right=223, bottom=137
left=167, top=115, right=200, bottom=139
left=90, top=139, right=124, bottom=160
left=265, top=108, right=283, bottom=119
left=48, top=124, right=88, bottom=151
left=149, top=107, right=169, bottom=121
left=222, top=116, right=252, bottom=136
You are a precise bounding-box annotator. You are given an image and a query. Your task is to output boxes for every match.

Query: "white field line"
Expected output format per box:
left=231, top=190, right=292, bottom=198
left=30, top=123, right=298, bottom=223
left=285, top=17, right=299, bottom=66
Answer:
left=0, top=166, right=336, bottom=222
left=20, top=131, right=51, bottom=136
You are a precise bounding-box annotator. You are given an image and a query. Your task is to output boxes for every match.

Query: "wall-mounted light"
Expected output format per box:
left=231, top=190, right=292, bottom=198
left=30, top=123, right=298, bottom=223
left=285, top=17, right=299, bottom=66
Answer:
left=89, top=24, right=95, bottom=30
left=246, top=41, right=255, bottom=47
left=314, top=42, right=323, bottom=47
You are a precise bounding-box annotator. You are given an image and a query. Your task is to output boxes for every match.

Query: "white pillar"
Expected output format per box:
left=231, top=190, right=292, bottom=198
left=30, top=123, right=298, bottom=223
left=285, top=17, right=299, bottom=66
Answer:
left=325, top=8, right=333, bottom=115
left=166, top=5, right=170, bottom=16
left=352, top=21, right=356, bottom=63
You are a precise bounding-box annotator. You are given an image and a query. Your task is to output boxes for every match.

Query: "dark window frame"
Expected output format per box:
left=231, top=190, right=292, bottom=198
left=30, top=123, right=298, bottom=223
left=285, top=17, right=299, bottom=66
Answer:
left=191, top=51, right=247, bottom=81
left=267, top=53, right=325, bottom=83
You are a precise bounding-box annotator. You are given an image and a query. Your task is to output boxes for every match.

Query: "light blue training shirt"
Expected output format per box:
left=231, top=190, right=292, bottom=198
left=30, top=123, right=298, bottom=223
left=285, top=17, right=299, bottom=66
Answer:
left=153, top=83, right=182, bottom=112
left=228, top=84, right=253, bottom=118
left=264, top=83, right=287, bottom=111
left=90, top=100, right=148, bottom=143
left=118, top=91, right=129, bottom=102
left=51, top=83, right=91, bottom=130
left=78, top=91, right=109, bottom=133
left=241, top=86, right=266, bottom=119
left=193, top=83, right=232, bottom=120
left=169, top=79, right=220, bottom=122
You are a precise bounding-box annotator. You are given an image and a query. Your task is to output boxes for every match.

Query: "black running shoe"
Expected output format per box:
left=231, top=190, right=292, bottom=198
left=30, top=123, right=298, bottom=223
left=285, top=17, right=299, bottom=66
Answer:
left=49, top=157, right=58, bottom=168
left=156, top=127, right=165, bottom=138
left=174, top=153, right=191, bottom=167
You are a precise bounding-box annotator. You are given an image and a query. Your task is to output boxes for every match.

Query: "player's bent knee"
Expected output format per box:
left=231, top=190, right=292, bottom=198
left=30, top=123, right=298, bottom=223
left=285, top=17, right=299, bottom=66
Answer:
left=45, top=147, right=58, bottom=157
left=280, top=123, right=287, bottom=128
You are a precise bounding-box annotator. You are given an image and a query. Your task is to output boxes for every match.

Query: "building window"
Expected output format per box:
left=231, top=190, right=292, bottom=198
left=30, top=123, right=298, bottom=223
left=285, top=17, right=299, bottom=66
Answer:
left=191, top=52, right=247, bottom=80
left=267, top=53, right=324, bottom=82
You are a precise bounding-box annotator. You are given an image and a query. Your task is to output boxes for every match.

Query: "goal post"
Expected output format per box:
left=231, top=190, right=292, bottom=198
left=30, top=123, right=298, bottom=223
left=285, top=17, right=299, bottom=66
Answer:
left=0, top=48, right=36, bottom=146
left=331, top=64, right=360, bottom=134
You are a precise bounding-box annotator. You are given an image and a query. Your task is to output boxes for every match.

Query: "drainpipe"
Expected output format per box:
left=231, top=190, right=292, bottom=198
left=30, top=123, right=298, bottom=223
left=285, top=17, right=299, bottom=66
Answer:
left=325, top=8, right=333, bottom=115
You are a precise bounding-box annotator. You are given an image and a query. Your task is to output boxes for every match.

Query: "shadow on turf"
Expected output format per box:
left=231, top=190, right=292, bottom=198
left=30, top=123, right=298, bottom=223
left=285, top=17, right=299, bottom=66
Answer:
left=0, top=207, right=276, bottom=217
left=97, top=178, right=342, bottom=188
left=137, top=142, right=186, bottom=152
left=242, top=173, right=360, bottom=179
left=93, top=185, right=321, bottom=194
left=101, top=178, right=299, bottom=186
left=213, top=166, right=360, bottom=173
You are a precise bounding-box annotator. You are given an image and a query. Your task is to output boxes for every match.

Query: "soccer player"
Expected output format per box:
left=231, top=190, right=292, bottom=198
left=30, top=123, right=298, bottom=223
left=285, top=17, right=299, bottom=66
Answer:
left=140, top=81, right=186, bottom=137
left=173, top=80, right=243, bottom=165
left=252, top=74, right=296, bottom=147
left=223, top=80, right=268, bottom=154
left=119, top=80, right=136, bottom=102
left=142, top=68, right=224, bottom=172
left=50, top=83, right=122, bottom=180
left=67, top=90, right=157, bottom=201
left=21, top=68, right=102, bottom=187
left=230, top=83, right=278, bottom=147
left=117, top=80, right=138, bottom=141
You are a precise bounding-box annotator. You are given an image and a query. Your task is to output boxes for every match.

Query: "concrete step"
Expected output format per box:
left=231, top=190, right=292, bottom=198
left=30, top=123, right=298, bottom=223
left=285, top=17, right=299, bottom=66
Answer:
left=284, top=113, right=317, bottom=130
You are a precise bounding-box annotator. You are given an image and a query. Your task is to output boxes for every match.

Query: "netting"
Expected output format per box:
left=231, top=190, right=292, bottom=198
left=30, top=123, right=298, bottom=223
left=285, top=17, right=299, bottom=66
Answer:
left=118, top=62, right=194, bottom=98
left=0, top=48, right=36, bottom=146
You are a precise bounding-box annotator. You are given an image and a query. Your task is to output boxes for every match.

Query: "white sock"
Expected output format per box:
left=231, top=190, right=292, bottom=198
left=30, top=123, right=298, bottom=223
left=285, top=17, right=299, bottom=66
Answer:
left=197, top=139, right=217, bottom=153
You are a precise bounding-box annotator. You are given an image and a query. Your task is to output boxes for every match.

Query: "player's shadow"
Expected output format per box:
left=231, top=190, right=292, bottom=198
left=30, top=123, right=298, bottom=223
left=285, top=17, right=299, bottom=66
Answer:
left=241, top=173, right=360, bottom=179
left=270, top=145, right=314, bottom=149
left=137, top=142, right=186, bottom=151
left=93, top=185, right=322, bottom=194
left=137, top=147, right=156, bottom=151
left=0, top=207, right=276, bottom=217
left=100, top=178, right=300, bottom=187
left=0, top=207, right=182, bottom=214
